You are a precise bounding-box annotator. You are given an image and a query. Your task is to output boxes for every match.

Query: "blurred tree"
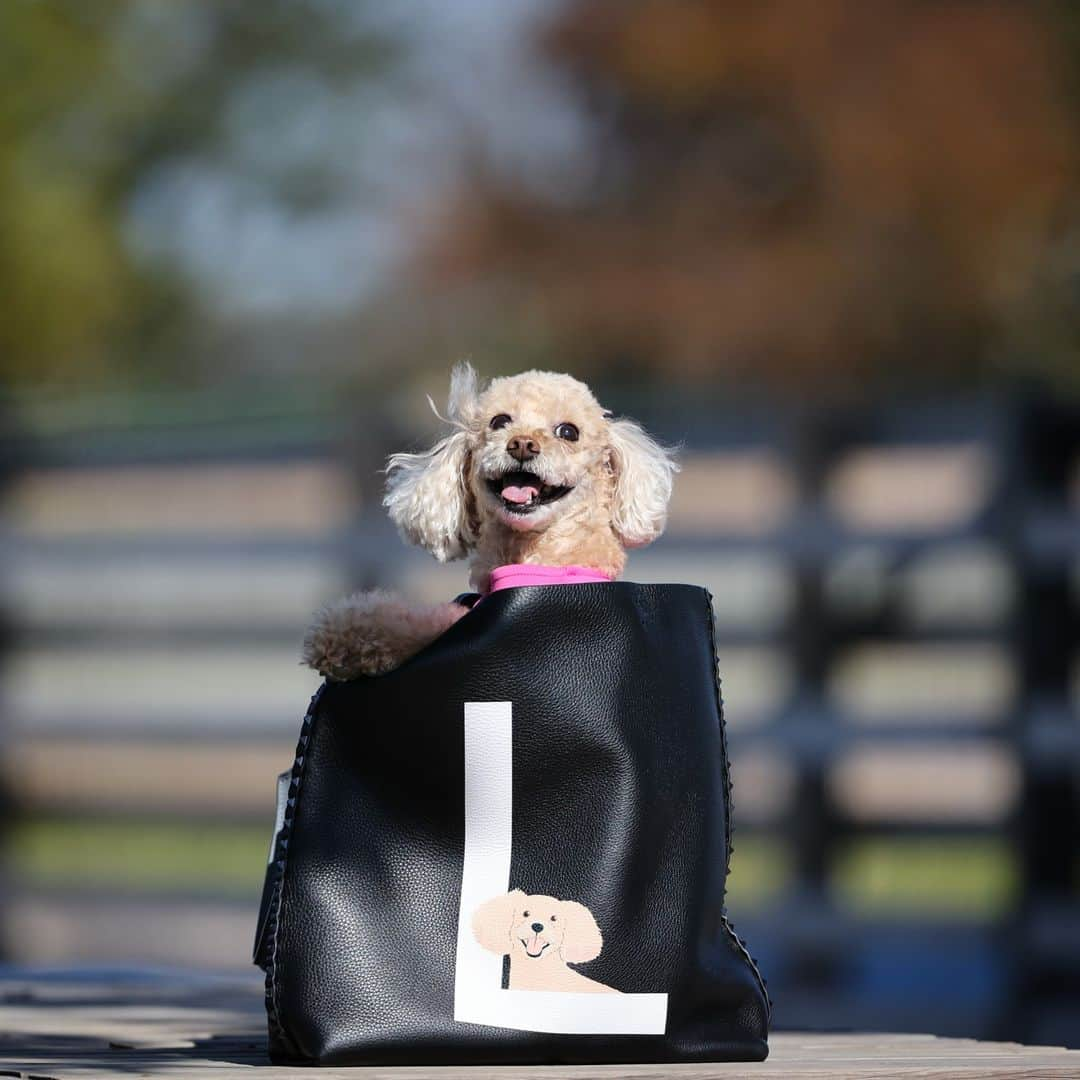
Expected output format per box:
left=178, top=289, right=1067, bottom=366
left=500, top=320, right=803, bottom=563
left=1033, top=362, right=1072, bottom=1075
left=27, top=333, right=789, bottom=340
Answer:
left=0, top=2, right=134, bottom=385
left=417, top=0, right=1080, bottom=393
left=0, top=0, right=393, bottom=392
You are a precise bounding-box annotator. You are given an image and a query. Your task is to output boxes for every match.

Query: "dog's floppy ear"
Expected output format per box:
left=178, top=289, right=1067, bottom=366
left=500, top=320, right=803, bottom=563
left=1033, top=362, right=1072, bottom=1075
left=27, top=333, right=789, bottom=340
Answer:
left=607, top=416, right=679, bottom=549
left=384, top=362, right=480, bottom=561
left=472, top=888, right=525, bottom=955
left=558, top=900, right=603, bottom=964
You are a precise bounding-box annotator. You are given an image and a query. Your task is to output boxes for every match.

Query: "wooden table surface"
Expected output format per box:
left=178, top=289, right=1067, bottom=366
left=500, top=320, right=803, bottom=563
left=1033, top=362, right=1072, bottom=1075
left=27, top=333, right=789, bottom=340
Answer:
left=2, top=969, right=1078, bottom=1079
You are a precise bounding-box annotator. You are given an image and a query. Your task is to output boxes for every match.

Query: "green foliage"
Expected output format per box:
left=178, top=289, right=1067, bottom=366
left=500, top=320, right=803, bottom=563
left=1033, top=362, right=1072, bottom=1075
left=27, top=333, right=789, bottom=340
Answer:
left=0, top=0, right=393, bottom=391
left=0, top=1, right=133, bottom=384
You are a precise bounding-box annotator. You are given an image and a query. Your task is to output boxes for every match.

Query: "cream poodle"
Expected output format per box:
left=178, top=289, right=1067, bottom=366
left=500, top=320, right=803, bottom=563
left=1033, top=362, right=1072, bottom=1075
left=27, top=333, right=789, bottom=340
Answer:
left=472, top=889, right=619, bottom=994
left=303, top=362, right=678, bottom=679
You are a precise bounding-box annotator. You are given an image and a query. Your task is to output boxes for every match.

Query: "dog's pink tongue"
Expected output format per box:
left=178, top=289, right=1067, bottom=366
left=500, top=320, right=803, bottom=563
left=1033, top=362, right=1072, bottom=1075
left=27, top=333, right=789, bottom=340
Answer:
left=502, top=483, right=539, bottom=504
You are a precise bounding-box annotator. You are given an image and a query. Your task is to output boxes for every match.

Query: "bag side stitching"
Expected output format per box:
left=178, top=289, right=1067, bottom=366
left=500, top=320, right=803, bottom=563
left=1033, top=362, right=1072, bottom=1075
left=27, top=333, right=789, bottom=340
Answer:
left=704, top=587, right=773, bottom=1021
left=265, top=683, right=324, bottom=1058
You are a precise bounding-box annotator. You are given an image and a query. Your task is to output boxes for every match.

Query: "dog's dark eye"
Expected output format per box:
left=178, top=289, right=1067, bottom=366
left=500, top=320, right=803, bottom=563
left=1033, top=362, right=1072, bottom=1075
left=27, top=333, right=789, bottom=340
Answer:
left=490, top=413, right=512, bottom=430
left=523, top=910, right=529, bottom=917
left=554, top=422, right=579, bottom=442
left=550, top=914, right=557, bottom=922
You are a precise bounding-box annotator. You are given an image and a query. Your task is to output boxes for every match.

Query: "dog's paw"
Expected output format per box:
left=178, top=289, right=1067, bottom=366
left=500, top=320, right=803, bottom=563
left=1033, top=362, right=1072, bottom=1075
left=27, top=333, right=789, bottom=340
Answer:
left=302, top=589, right=467, bottom=680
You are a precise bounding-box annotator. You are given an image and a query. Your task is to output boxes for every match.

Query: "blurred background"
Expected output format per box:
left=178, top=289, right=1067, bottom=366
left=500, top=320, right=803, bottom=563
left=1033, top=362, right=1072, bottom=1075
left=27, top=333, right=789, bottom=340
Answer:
left=1, top=0, right=1078, bottom=1049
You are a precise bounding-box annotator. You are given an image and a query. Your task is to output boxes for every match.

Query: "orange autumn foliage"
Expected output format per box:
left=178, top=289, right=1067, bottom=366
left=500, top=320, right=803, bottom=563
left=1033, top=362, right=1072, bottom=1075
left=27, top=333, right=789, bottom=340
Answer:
left=421, top=0, right=1080, bottom=390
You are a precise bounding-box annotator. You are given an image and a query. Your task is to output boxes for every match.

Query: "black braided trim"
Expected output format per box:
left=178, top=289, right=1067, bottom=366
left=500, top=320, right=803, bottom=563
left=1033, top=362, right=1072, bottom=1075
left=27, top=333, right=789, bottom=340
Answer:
left=704, top=588, right=773, bottom=1021
left=264, top=683, right=325, bottom=1060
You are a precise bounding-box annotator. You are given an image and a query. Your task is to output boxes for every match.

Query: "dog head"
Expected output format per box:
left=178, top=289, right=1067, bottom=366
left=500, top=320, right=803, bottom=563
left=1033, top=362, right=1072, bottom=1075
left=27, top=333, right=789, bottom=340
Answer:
left=383, top=362, right=678, bottom=564
left=472, top=888, right=604, bottom=965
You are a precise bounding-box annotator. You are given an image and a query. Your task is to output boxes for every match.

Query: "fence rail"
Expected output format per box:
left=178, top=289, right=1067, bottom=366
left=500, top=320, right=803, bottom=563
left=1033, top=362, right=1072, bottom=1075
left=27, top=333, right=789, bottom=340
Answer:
left=0, top=392, right=1076, bottom=1045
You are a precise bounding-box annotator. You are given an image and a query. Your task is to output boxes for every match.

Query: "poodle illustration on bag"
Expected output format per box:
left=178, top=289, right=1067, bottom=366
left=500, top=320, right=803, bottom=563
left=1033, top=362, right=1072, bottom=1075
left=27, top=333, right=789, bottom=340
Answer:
left=472, top=889, right=620, bottom=994
left=452, top=703, right=668, bottom=1034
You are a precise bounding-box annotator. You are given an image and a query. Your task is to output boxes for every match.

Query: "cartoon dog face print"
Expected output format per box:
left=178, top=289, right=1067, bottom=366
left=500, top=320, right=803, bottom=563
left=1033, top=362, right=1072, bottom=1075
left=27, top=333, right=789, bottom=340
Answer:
left=471, top=889, right=620, bottom=994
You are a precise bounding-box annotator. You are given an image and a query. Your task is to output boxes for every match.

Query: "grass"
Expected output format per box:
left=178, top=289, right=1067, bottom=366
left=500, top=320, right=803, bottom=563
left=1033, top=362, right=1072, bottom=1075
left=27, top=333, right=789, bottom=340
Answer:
left=726, top=839, right=791, bottom=907
left=5, top=819, right=271, bottom=898
left=831, top=837, right=1019, bottom=920
left=5, top=819, right=1020, bottom=919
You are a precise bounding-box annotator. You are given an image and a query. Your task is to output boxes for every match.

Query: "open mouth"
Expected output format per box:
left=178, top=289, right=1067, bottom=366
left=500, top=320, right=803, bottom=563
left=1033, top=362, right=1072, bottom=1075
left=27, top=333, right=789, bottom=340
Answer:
left=521, top=936, right=550, bottom=958
left=487, top=470, right=572, bottom=515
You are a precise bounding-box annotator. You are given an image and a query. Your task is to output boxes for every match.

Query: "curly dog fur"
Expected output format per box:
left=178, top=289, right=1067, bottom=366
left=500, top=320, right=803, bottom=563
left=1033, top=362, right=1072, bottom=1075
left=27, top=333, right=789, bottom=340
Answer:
left=303, top=363, right=678, bottom=679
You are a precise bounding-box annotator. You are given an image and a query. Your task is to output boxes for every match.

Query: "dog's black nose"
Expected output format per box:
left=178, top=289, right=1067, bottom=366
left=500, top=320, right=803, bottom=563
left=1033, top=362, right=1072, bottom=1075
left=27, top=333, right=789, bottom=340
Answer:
left=531, top=922, right=544, bottom=933
left=507, top=436, right=539, bottom=462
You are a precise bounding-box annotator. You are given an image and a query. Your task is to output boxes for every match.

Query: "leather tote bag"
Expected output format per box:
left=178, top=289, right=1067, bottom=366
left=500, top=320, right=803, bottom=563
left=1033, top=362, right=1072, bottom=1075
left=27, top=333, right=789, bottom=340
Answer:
left=254, top=582, right=770, bottom=1065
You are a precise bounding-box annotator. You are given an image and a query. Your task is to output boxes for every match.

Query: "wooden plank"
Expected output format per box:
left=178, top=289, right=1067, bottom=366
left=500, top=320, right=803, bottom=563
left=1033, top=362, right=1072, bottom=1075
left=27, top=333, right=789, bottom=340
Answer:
left=1, top=971, right=1078, bottom=1078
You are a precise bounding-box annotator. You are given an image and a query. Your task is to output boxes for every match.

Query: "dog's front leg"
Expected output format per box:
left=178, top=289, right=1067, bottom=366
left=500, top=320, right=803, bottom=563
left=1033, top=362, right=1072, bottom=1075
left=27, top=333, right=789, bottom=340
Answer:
left=302, top=590, right=468, bottom=680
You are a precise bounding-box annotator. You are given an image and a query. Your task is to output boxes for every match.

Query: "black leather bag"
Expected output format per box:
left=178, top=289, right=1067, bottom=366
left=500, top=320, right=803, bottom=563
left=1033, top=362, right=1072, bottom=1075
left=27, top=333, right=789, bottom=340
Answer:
left=254, top=582, right=769, bottom=1065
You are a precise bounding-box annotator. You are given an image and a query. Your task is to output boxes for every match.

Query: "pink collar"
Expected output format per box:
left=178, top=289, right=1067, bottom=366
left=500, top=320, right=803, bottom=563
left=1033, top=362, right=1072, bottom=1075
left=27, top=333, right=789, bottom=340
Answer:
left=486, top=564, right=614, bottom=593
